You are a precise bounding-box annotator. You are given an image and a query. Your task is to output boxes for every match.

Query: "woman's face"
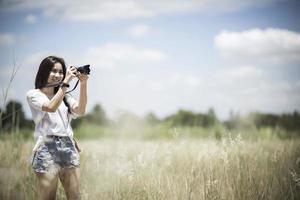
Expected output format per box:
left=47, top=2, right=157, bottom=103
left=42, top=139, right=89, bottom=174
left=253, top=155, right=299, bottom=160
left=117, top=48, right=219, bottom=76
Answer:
left=47, top=62, right=64, bottom=84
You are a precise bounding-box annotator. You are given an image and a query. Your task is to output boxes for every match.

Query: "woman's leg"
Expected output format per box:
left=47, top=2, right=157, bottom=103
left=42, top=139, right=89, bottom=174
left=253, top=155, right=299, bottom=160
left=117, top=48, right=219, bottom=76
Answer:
left=35, top=172, right=59, bottom=200
left=59, top=168, right=81, bottom=200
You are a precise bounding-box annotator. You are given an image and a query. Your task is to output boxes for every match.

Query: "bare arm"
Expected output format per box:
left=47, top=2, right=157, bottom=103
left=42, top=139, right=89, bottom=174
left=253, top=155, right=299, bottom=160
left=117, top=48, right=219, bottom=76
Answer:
left=42, top=66, right=77, bottom=112
left=42, top=86, right=68, bottom=112
left=72, top=72, right=88, bottom=115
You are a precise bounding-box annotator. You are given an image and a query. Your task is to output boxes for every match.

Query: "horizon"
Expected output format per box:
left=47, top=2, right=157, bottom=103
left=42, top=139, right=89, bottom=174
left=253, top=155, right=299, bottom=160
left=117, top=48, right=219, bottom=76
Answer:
left=2, top=96, right=300, bottom=122
left=1, top=0, right=300, bottom=121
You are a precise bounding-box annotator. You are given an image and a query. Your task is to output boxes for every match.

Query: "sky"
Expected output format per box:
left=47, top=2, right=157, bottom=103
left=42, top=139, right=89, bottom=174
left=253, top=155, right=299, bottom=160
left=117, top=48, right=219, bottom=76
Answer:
left=0, top=0, right=300, bottom=120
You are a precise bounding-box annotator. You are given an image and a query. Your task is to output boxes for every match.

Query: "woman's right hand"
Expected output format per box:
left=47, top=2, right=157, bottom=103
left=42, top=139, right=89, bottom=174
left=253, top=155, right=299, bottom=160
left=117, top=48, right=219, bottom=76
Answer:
left=64, top=66, right=77, bottom=83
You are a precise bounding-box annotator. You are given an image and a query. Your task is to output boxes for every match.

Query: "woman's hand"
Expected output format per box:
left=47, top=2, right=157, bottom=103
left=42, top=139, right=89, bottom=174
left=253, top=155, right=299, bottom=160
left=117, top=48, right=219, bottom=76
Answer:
left=77, top=72, right=89, bottom=84
left=64, top=66, right=77, bottom=83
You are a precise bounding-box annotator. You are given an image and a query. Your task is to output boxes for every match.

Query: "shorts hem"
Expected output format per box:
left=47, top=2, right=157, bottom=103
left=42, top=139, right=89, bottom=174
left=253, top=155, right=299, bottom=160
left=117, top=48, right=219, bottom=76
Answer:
left=33, top=164, right=80, bottom=173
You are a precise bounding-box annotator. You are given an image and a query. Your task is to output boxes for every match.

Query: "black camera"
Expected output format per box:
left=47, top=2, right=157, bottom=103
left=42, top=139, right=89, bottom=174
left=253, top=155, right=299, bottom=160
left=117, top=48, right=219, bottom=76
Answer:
left=76, top=65, right=91, bottom=75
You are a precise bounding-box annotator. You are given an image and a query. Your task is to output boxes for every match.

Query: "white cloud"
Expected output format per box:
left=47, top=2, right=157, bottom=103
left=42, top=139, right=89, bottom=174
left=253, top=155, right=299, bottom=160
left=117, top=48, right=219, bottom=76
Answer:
left=2, top=49, right=299, bottom=120
left=167, top=73, right=202, bottom=88
left=68, top=43, right=168, bottom=118
left=61, top=1, right=153, bottom=21
left=25, top=14, right=37, bottom=24
left=0, top=0, right=282, bottom=21
left=83, top=43, right=167, bottom=69
left=22, top=52, right=47, bottom=66
left=206, top=66, right=300, bottom=117
left=0, top=33, right=15, bottom=45
left=216, top=66, right=263, bottom=86
left=214, top=28, right=300, bottom=63
left=128, top=24, right=151, bottom=38
left=135, top=66, right=300, bottom=119
left=60, top=62, right=300, bottom=119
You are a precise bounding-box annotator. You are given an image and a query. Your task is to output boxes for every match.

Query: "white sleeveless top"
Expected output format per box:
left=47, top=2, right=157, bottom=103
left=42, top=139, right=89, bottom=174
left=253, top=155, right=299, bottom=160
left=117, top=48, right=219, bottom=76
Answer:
left=26, top=89, right=78, bottom=140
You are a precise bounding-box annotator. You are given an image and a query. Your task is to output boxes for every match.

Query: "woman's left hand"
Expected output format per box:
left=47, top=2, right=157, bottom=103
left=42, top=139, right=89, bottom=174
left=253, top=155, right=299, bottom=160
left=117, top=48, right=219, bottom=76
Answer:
left=77, top=72, right=89, bottom=83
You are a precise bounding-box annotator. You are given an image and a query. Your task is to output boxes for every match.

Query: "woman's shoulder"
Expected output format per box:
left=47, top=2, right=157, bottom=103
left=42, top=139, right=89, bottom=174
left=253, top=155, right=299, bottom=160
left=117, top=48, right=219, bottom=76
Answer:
left=26, top=89, right=42, bottom=97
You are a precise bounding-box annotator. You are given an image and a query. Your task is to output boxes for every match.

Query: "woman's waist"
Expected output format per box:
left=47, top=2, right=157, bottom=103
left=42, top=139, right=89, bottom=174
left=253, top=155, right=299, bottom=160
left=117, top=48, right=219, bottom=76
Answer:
left=34, top=131, right=73, bottom=141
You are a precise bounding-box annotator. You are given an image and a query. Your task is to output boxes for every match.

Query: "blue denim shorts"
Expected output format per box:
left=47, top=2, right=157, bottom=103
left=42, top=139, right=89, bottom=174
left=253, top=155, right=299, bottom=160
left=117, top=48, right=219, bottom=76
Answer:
left=32, top=136, right=80, bottom=173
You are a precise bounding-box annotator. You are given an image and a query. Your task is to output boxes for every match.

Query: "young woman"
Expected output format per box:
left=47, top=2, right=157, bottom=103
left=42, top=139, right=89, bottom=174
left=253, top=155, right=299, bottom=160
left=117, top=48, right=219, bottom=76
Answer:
left=26, top=56, right=88, bottom=200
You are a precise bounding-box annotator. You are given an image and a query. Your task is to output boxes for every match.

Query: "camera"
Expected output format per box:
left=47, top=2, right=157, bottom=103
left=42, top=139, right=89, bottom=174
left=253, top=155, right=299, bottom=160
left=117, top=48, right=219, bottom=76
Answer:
left=76, top=65, right=91, bottom=75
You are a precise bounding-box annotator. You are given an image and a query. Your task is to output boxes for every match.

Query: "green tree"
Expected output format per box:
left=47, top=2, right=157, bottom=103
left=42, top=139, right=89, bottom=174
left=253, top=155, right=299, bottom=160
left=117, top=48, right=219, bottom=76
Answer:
left=224, top=110, right=244, bottom=130
left=278, top=111, right=300, bottom=131
left=86, top=104, right=108, bottom=125
left=144, top=112, right=160, bottom=125
left=164, top=108, right=219, bottom=128
left=248, top=112, right=279, bottom=129
left=2, top=100, right=33, bottom=133
left=203, top=107, right=217, bottom=128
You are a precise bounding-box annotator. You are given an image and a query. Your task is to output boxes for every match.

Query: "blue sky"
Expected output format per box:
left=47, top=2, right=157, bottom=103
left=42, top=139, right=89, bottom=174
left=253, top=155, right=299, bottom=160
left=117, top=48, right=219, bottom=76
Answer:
left=0, top=0, right=300, bottom=120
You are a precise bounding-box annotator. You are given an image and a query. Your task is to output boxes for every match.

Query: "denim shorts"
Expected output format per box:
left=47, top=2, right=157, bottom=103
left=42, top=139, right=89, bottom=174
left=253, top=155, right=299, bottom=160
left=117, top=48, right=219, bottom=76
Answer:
left=32, top=136, right=80, bottom=173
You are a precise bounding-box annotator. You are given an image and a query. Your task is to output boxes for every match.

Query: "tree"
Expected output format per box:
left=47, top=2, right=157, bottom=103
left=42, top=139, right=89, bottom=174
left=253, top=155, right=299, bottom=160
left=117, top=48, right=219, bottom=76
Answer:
left=144, top=112, right=160, bottom=125
left=1, top=100, right=33, bottom=133
left=203, top=107, right=217, bottom=128
left=164, top=109, right=219, bottom=127
left=249, top=112, right=279, bottom=129
left=224, top=110, right=243, bottom=130
left=278, top=111, right=300, bottom=131
left=86, top=104, right=108, bottom=125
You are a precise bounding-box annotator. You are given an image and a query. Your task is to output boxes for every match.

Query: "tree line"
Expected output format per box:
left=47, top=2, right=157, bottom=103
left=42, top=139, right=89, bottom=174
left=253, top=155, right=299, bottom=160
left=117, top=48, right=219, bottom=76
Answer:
left=1, top=100, right=300, bottom=134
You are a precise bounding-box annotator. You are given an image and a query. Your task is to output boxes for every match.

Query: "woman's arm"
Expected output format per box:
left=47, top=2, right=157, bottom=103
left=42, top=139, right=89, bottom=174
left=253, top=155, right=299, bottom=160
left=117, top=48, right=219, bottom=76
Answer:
left=42, top=86, right=68, bottom=112
left=72, top=72, right=88, bottom=115
left=42, top=66, right=77, bottom=112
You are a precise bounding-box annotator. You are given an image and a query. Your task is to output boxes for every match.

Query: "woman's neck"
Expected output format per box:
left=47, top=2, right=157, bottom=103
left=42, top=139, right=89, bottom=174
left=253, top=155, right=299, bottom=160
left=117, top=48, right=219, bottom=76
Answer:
left=40, top=87, right=54, bottom=97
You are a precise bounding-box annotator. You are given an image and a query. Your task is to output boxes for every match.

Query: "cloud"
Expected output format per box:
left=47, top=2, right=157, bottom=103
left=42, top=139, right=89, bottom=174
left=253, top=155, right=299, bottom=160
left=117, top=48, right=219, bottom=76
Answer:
left=2, top=49, right=299, bottom=120
left=214, top=28, right=300, bottom=63
left=207, top=66, right=300, bottom=117
left=0, top=51, right=53, bottom=89
left=83, top=42, right=167, bottom=69
left=25, top=14, right=38, bottom=24
left=62, top=1, right=154, bottom=21
left=141, top=66, right=300, bottom=119
left=0, top=33, right=15, bottom=45
left=128, top=24, right=151, bottom=38
left=215, top=66, right=263, bottom=86
left=0, top=0, right=282, bottom=21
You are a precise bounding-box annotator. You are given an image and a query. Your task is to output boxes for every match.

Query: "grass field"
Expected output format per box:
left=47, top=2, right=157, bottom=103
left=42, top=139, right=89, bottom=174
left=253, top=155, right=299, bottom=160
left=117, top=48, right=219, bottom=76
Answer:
left=0, top=132, right=300, bottom=199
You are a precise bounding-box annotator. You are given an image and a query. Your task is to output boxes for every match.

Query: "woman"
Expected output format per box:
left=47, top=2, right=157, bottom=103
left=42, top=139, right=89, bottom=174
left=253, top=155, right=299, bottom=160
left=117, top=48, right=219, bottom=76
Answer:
left=26, top=56, right=88, bottom=200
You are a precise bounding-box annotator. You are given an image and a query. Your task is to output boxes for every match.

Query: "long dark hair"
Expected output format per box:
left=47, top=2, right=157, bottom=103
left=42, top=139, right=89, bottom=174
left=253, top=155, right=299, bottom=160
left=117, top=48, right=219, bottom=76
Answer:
left=35, top=56, right=71, bottom=113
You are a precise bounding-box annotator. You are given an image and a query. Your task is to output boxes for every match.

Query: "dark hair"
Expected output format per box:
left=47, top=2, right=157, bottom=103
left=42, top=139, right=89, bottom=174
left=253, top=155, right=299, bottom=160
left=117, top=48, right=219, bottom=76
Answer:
left=35, top=56, right=71, bottom=113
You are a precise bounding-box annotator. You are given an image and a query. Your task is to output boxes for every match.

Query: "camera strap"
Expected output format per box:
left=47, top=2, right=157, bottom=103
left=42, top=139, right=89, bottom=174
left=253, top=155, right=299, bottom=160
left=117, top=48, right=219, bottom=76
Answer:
left=65, top=80, right=79, bottom=94
left=45, top=80, right=79, bottom=94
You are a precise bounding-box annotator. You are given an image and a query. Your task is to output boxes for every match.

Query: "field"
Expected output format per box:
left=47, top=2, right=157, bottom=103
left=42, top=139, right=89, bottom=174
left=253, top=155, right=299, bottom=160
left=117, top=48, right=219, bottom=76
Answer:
left=0, top=130, right=300, bottom=200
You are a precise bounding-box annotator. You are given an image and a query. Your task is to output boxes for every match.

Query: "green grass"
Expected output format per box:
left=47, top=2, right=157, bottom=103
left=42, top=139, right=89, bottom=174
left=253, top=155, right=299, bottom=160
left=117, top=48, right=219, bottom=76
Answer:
left=0, top=131, right=300, bottom=199
left=74, top=123, right=299, bottom=141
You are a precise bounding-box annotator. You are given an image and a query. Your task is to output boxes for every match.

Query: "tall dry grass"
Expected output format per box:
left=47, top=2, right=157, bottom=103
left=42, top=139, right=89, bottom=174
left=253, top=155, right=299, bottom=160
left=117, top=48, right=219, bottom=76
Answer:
left=0, top=136, right=300, bottom=199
